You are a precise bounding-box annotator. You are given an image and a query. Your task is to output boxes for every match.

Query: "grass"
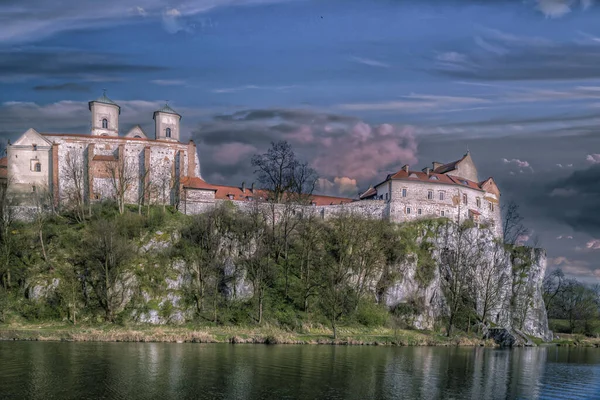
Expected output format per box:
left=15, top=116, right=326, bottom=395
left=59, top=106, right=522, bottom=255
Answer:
left=0, top=322, right=498, bottom=347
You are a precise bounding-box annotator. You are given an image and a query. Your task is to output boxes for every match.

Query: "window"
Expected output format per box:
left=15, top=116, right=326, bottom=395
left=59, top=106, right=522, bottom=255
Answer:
left=34, top=163, right=41, bottom=172
left=402, top=188, right=407, bottom=197
left=102, top=119, right=108, bottom=129
left=385, top=193, right=388, bottom=200
left=32, top=186, right=36, bottom=193
left=462, top=193, right=467, bottom=205
left=429, top=175, right=439, bottom=180
left=427, top=190, right=433, bottom=200
left=476, top=197, right=481, bottom=208
left=32, top=144, right=37, bottom=151
left=489, top=202, right=495, bottom=212
left=417, top=208, right=422, bottom=215
left=439, top=191, right=445, bottom=201
left=166, top=128, right=172, bottom=138
left=441, top=210, right=445, bottom=217
left=406, top=207, right=411, bottom=215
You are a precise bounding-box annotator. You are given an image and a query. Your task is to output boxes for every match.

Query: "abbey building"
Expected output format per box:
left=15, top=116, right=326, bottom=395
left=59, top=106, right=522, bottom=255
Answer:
left=0, top=93, right=502, bottom=236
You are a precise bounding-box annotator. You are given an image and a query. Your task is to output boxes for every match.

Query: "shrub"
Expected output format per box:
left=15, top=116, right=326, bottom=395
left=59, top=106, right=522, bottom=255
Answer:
left=355, top=301, right=389, bottom=327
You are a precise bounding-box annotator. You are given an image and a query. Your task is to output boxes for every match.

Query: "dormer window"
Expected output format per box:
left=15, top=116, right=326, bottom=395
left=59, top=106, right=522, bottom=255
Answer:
left=102, top=119, right=108, bottom=129
left=460, top=180, right=468, bottom=185
left=409, top=173, right=418, bottom=178
left=166, top=128, right=172, bottom=138
left=429, top=175, right=439, bottom=180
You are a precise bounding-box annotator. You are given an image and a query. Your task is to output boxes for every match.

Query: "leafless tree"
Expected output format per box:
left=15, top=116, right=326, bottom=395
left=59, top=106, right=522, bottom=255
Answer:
left=62, top=150, right=87, bottom=222
left=543, top=268, right=566, bottom=313
left=502, top=200, right=529, bottom=245
left=107, top=155, right=137, bottom=215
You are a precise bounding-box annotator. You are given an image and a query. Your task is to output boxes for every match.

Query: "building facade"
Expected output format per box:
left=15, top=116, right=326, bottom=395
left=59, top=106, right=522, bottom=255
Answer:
left=2, top=94, right=502, bottom=236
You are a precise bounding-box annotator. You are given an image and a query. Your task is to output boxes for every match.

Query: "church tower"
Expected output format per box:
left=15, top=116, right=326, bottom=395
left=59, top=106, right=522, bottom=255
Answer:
left=153, top=103, right=181, bottom=142
left=89, top=90, right=120, bottom=136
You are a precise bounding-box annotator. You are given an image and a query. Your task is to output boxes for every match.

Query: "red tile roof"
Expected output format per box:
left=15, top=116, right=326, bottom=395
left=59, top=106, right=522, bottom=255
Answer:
left=433, top=154, right=467, bottom=174
left=359, top=186, right=377, bottom=199
left=383, top=169, right=483, bottom=191
left=183, top=178, right=353, bottom=205
left=92, top=154, right=117, bottom=162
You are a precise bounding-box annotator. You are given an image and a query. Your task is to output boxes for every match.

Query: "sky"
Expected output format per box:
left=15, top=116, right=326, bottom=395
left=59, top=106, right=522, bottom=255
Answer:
left=1, top=0, right=600, bottom=282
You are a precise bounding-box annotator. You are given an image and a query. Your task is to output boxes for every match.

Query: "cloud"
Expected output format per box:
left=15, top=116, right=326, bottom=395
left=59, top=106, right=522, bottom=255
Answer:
left=350, top=56, right=391, bottom=68
left=32, top=83, right=91, bottom=93
left=548, top=256, right=598, bottom=281
left=0, top=0, right=296, bottom=43
left=192, top=109, right=418, bottom=191
left=556, top=235, right=574, bottom=239
left=586, top=154, right=600, bottom=163
left=585, top=239, right=600, bottom=250
left=211, top=85, right=297, bottom=94
left=337, top=94, right=489, bottom=113
left=317, top=177, right=359, bottom=197
left=0, top=48, right=166, bottom=82
left=502, top=158, right=534, bottom=173
left=536, top=0, right=594, bottom=18
left=212, top=143, right=257, bottom=166
left=433, top=28, right=600, bottom=81
left=151, top=80, right=186, bottom=86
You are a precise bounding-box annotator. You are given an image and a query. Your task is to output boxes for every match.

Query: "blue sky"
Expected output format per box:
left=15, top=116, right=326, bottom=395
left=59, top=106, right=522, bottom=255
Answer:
left=1, top=0, right=600, bottom=281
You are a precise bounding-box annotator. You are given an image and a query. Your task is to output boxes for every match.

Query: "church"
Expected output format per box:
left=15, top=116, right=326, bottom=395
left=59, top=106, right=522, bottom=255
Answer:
left=0, top=93, right=502, bottom=236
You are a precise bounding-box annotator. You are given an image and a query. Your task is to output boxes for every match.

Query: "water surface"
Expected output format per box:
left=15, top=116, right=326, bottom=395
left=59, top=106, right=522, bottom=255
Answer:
left=1, top=342, right=599, bottom=399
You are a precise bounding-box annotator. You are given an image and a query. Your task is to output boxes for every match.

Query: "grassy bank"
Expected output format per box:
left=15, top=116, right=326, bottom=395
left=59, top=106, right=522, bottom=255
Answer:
left=0, top=322, right=498, bottom=347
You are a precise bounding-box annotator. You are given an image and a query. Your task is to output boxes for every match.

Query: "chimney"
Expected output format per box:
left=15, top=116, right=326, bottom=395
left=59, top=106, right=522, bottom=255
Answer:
left=422, top=167, right=431, bottom=176
left=251, top=182, right=255, bottom=193
left=402, top=164, right=410, bottom=173
left=432, top=162, right=442, bottom=171
left=241, top=181, right=246, bottom=193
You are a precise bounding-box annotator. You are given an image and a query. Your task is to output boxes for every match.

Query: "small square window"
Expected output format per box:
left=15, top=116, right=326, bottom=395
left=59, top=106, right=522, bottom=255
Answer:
left=417, top=209, right=422, bottom=215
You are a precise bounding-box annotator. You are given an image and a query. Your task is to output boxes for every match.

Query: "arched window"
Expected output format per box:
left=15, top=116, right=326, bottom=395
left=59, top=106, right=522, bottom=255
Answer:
left=34, top=163, right=41, bottom=172
left=166, top=128, right=172, bottom=138
left=102, top=119, right=108, bottom=129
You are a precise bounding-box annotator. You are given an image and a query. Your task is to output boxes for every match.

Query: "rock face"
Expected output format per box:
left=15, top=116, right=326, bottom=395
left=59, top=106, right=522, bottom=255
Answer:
left=381, top=228, right=552, bottom=341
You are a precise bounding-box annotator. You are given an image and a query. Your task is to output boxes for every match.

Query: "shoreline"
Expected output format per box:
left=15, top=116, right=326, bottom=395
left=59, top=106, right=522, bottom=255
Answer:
left=1, top=324, right=598, bottom=347
left=0, top=324, right=495, bottom=347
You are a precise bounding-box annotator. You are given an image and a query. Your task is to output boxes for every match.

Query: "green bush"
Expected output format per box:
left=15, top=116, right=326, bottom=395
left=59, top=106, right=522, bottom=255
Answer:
left=355, top=301, right=389, bottom=327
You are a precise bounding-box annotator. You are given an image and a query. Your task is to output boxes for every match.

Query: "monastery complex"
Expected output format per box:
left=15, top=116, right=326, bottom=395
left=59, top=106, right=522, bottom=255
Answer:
left=0, top=93, right=502, bottom=236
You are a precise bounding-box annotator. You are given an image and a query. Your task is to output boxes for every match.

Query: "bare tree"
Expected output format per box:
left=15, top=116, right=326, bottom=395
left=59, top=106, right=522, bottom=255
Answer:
left=62, top=150, right=87, bottom=222
left=107, top=155, right=137, bottom=215
left=502, top=200, right=529, bottom=245
left=543, top=268, right=566, bottom=313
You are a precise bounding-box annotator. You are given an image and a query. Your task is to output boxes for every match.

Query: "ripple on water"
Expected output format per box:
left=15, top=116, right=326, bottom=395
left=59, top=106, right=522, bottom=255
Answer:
left=1, top=343, right=599, bottom=400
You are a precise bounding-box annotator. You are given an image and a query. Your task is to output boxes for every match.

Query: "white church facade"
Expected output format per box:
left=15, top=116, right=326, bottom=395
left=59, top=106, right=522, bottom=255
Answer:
left=0, top=93, right=503, bottom=236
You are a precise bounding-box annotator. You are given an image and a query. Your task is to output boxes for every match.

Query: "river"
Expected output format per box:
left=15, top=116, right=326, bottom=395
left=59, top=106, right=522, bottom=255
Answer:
left=0, top=342, right=599, bottom=399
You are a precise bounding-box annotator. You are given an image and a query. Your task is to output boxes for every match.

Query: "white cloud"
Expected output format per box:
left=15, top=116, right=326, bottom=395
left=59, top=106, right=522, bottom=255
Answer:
left=586, top=154, right=600, bottom=163
left=337, top=94, right=488, bottom=113
left=556, top=235, right=574, bottom=239
left=212, top=85, right=297, bottom=94
left=136, top=6, right=147, bottom=16
left=536, top=0, right=594, bottom=18
left=501, top=158, right=534, bottom=172
left=317, top=176, right=359, bottom=197
left=585, top=239, right=600, bottom=250
left=151, top=79, right=186, bottom=86
left=350, top=56, right=391, bottom=68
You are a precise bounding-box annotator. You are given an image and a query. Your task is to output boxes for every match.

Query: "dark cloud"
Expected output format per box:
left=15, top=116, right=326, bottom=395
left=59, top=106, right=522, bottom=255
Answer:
left=33, top=83, right=91, bottom=92
left=433, top=31, right=600, bottom=81
left=538, top=165, right=600, bottom=235
left=0, top=48, right=167, bottom=81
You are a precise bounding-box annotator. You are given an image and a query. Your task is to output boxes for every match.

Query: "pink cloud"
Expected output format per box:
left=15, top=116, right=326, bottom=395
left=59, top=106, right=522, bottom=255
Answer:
left=317, top=176, right=359, bottom=197
left=212, top=143, right=257, bottom=166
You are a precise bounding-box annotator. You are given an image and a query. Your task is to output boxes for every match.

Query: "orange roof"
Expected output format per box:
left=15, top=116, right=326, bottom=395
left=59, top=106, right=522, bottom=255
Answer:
left=382, top=169, right=483, bottom=191
left=469, top=209, right=481, bottom=216
left=183, top=178, right=353, bottom=205
left=359, top=186, right=377, bottom=199
left=41, top=133, right=192, bottom=146
left=92, top=154, right=116, bottom=162
left=433, top=153, right=467, bottom=174
left=0, top=157, right=6, bottom=167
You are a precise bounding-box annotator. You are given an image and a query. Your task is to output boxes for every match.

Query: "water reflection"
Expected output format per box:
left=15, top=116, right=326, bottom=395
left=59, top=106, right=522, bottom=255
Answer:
left=0, top=342, right=599, bottom=399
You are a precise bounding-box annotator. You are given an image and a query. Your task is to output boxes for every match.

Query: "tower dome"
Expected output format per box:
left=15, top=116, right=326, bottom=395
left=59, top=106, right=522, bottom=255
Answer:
left=89, top=90, right=120, bottom=136
left=153, top=102, right=181, bottom=141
